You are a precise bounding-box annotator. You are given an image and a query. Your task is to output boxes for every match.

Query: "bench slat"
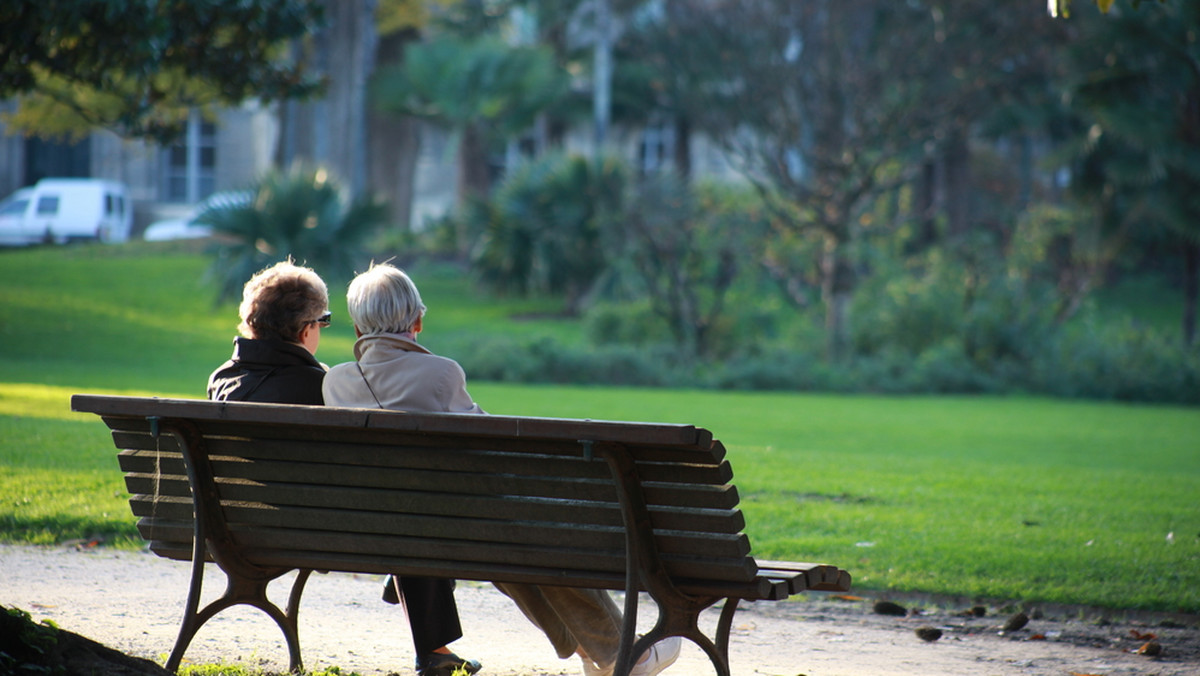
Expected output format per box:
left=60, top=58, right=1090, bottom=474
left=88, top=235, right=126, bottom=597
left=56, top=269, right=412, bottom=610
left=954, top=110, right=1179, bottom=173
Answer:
left=117, top=449, right=740, bottom=511
left=114, top=435, right=735, bottom=485
left=73, top=395, right=715, bottom=449
left=757, top=559, right=855, bottom=593
left=123, top=473, right=747, bottom=536
left=127, top=498, right=752, bottom=559
left=132, top=521, right=759, bottom=583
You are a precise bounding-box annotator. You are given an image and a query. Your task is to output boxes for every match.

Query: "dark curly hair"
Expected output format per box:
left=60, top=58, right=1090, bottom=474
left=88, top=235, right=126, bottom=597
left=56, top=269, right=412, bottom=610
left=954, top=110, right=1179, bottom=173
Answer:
left=237, top=260, right=329, bottom=343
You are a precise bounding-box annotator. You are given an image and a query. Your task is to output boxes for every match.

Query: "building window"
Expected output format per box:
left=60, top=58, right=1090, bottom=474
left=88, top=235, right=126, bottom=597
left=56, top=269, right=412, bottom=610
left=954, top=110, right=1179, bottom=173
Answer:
left=163, top=111, right=216, bottom=203
left=638, top=119, right=675, bottom=174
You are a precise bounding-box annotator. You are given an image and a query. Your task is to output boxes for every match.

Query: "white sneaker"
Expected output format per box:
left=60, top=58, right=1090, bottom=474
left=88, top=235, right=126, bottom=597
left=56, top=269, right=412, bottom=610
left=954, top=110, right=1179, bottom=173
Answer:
left=581, top=656, right=613, bottom=676
left=629, top=636, right=681, bottom=676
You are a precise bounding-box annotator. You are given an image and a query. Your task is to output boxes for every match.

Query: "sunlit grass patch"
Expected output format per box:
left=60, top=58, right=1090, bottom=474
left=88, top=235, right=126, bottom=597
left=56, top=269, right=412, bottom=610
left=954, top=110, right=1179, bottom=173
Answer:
left=1, top=246, right=1198, bottom=613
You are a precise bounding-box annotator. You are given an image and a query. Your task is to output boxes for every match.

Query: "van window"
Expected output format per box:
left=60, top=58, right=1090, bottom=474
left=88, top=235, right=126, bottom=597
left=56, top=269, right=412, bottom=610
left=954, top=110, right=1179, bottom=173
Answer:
left=105, top=193, right=114, bottom=215
left=0, top=198, right=28, bottom=215
left=36, top=195, right=60, bottom=216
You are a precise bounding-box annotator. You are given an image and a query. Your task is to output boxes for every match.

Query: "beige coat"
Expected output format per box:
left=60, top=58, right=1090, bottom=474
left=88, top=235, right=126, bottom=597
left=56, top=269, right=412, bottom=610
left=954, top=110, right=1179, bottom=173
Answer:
left=322, top=333, right=483, bottom=414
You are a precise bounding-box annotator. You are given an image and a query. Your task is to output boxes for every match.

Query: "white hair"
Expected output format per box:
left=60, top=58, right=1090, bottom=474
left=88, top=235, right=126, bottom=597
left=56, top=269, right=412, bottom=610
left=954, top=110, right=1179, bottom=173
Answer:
left=346, top=262, right=426, bottom=336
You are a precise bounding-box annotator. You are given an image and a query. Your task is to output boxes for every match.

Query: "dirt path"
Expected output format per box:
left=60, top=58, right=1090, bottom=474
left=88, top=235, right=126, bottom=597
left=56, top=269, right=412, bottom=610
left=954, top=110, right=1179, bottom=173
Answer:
left=2, top=544, right=1197, bottom=676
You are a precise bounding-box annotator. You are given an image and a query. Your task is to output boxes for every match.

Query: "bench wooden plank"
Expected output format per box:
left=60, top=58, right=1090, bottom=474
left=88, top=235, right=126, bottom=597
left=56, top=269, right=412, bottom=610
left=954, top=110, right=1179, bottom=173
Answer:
left=76, top=394, right=714, bottom=448
left=127, top=498, right=753, bottom=559
left=104, top=418, right=725, bottom=466
left=756, top=559, right=855, bottom=594
left=127, top=520, right=759, bottom=584
left=114, top=434, right=735, bottom=485
left=116, top=450, right=742, bottom=511
left=122, top=474, right=748, bottom=536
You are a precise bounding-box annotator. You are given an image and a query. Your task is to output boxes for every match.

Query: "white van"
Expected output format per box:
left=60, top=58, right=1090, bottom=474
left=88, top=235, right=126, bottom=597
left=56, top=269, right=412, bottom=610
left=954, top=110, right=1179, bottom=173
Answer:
left=0, top=178, right=133, bottom=246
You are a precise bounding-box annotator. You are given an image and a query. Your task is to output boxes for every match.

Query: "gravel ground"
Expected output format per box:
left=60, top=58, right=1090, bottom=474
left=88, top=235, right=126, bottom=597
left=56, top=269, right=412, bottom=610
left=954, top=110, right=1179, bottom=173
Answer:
left=3, top=543, right=1199, bottom=676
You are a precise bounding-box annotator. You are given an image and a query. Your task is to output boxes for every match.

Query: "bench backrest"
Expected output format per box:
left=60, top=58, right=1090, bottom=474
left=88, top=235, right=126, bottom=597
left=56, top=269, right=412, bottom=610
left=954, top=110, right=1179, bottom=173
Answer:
left=72, top=395, right=764, bottom=596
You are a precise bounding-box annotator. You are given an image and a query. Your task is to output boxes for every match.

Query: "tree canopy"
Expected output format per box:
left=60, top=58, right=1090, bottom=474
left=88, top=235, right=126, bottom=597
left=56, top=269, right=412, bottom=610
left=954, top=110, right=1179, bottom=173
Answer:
left=0, top=0, right=326, bottom=143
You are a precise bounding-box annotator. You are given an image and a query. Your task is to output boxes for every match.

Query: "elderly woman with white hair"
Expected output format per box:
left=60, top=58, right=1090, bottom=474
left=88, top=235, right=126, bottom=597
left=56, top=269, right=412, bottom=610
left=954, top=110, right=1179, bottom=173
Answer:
left=323, top=261, right=482, bottom=414
left=323, top=262, right=680, bottom=676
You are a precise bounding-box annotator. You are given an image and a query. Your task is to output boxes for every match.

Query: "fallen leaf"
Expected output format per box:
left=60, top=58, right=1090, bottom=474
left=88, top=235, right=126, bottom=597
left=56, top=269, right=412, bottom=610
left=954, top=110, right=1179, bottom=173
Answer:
left=1129, top=629, right=1157, bottom=641
left=1137, top=641, right=1163, bottom=656
left=1028, top=634, right=1046, bottom=641
left=833, top=594, right=866, bottom=602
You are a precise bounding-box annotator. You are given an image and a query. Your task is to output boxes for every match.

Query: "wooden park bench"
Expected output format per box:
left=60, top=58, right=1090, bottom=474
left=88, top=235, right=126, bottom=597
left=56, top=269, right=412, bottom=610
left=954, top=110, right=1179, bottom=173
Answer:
left=71, top=394, right=851, bottom=676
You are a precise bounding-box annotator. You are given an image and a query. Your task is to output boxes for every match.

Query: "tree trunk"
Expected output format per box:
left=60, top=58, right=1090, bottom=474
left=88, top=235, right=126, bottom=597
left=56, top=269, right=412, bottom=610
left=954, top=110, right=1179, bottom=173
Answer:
left=1185, top=240, right=1198, bottom=346
left=910, top=159, right=937, bottom=252
left=454, top=124, right=491, bottom=255
left=943, top=126, right=971, bottom=241
left=368, top=28, right=421, bottom=231
left=324, top=0, right=375, bottom=193
left=457, top=124, right=491, bottom=203
left=821, top=234, right=853, bottom=361
left=673, top=116, right=692, bottom=179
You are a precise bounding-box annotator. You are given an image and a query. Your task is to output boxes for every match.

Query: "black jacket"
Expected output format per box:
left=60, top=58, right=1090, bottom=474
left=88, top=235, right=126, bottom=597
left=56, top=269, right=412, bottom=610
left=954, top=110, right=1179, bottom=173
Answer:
left=207, top=337, right=327, bottom=405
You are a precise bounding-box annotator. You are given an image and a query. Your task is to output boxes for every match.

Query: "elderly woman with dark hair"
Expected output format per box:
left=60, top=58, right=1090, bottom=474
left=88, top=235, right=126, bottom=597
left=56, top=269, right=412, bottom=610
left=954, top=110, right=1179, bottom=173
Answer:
left=207, top=259, right=331, bottom=404
left=324, top=262, right=680, bottom=676
left=208, top=260, right=481, bottom=676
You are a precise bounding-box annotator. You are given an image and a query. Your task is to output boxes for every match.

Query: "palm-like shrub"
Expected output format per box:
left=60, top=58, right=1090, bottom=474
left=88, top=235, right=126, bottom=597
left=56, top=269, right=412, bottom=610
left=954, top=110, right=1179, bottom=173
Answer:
left=373, top=36, right=571, bottom=204
left=467, top=153, right=627, bottom=313
left=200, top=165, right=389, bottom=302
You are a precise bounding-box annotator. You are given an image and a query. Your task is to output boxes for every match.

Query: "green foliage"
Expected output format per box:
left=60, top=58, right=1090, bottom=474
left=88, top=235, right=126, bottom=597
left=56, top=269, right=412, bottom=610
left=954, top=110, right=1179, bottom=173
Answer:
left=178, top=661, right=359, bottom=676
left=204, top=164, right=389, bottom=304
left=582, top=300, right=674, bottom=348
left=463, top=153, right=627, bottom=312
left=372, top=32, right=573, bottom=203
left=842, top=235, right=1200, bottom=402
left=603, top=176, right=766, bottom=359
left=0, top=606, right=62, bottom=675
left=457, top=336, right=674, bottom=387
left=1034, top=317, right=1200, bottom=401
left=0, top=0, right=324, bottom=142
left=373, top=34, right=569, bottom=140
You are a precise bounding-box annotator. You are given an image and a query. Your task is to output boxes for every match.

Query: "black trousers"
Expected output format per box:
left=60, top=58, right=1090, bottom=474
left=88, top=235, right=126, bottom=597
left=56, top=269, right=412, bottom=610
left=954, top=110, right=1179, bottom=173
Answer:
left=387, top=574, right=464, bottom=658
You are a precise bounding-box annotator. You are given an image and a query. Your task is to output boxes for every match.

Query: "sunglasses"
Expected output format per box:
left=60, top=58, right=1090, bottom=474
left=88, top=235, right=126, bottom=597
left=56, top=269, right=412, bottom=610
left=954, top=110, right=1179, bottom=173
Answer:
left=309, top=311, right=332, bottom=328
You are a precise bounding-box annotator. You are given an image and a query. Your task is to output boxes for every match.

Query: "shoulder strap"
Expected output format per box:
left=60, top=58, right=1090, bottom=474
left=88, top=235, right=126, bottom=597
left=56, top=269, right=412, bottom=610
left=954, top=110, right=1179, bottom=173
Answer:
left=356, top=362, right=385, bottom=408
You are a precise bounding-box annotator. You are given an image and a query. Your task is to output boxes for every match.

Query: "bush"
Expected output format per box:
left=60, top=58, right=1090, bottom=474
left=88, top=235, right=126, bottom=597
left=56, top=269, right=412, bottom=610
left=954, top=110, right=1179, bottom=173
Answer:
left=1032, top=320, right=1200, bottom=404
left=456, top=336, right=676, bottom=387
left=582, top=300, right=675, bottom=348
left=462, top=153, right=627, bottom=313
left=204, top=164, right=388, bottom=303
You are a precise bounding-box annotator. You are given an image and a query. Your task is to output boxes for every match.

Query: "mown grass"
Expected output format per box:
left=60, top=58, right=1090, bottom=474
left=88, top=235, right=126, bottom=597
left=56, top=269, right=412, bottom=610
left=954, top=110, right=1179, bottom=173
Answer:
left=1, top=243, right=1198, bottom=614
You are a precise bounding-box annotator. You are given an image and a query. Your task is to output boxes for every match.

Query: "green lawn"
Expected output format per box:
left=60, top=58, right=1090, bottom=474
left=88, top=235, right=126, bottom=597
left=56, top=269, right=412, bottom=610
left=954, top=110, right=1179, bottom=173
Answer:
left=1, top=243, right=1198, bottom=612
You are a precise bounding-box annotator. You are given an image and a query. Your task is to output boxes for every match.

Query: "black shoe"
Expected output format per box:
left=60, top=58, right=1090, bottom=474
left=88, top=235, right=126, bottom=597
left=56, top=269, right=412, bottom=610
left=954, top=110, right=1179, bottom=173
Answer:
left=416, top=652, right=481, bottom=676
